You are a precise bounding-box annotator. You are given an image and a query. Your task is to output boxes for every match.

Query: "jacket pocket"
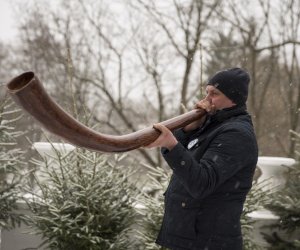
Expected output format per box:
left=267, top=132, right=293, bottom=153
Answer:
left=165, top=193, right=201, bottom=240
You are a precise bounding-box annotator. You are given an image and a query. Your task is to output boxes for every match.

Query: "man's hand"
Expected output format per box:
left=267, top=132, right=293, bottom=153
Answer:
left=146, top=123, right=178, bottom=150
left=195, top=99, right=216, bottom=114
left=183, top=99, right=216, bottom=132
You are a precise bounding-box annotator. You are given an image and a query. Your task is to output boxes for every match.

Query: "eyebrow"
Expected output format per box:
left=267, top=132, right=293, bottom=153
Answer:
left=206, top=87, right=219, bottom=93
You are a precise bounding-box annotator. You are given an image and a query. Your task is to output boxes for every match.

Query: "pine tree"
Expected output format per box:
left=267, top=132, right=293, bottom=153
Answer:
left=241, top=179, right=272, bottom=250
left=263, top=132, right=300, bottom=249
left=24, top=149, right=139, bottom=250
left=0, top=98, right=25, bottom=230
left=135, top=164, right=170, bottom=250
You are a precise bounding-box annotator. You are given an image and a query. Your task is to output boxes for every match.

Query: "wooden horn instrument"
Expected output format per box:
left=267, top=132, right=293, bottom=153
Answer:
left=6, top=72, right=206, bottom=153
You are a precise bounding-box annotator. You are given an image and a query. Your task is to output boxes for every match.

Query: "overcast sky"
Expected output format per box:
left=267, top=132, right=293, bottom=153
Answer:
left=0, top=0, right=17, bottom=42
left=0, top=0, right=41, bottom=42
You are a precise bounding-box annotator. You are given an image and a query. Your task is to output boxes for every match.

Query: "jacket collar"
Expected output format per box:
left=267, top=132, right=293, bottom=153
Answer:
left=196, top=105, right=248, bottom=135
left=209, top=105, right=247, bottom=123
left=187, top=105, right=248, bottom=142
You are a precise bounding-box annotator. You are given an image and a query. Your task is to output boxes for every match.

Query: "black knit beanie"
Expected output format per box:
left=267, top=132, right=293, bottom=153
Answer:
left=207, top=67, right=250, bottom=105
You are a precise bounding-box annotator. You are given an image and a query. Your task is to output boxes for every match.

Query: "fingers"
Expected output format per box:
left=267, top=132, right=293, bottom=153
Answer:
left=145, top=124, right=167, bottom=148
left=153, top=123, right=168, bottom=133
left=145, top=123, right=178, bottom=149
left=194, top=100, right=215, bottom=114
left=194, top=100, right=209, bottom=110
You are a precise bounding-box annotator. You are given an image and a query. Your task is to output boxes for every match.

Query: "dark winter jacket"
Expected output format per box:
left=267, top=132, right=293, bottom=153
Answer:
left=156, top=106, right=258, bottom=250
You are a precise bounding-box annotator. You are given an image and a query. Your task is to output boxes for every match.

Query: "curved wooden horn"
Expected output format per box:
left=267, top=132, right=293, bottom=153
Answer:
left=6, top=72, right=206, bottom=153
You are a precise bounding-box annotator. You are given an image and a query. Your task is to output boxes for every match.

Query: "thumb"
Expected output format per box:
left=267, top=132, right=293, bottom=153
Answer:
left=153, top=123, right=169, bottom=133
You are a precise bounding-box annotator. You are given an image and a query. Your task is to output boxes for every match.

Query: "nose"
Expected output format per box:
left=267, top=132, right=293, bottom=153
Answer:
left=204, top=93, right=212, bottom=103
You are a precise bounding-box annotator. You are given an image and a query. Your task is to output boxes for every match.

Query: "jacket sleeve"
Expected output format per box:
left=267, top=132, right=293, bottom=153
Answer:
left=172, top=128, right=196, bottom=147
left=162, top=127, right=257, bottom=199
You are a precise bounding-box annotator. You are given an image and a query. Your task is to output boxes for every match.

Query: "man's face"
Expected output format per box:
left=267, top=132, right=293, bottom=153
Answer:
left=205, top=85, right=236, bottom=110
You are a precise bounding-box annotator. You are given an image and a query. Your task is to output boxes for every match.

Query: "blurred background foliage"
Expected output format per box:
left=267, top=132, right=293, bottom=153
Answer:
left=0, top=0, right=300, bottom=249
left=1, top=0, right=300, bottom=167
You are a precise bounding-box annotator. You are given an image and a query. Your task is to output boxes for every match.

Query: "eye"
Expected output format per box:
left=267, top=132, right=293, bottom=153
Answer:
left=212, top=91, right=220, bottom=96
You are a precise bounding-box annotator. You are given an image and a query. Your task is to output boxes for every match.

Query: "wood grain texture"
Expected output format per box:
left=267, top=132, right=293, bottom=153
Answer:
left=6, top=72, right=206, bottom=153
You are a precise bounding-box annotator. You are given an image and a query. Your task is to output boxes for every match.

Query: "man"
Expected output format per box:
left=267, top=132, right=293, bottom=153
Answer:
left=147, top=68, right=258, bottom=250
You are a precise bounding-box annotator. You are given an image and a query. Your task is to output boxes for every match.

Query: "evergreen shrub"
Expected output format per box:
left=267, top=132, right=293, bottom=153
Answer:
left=0, top=99, right=25, bottom=229
left=24, top=148, right=139, bottom=250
